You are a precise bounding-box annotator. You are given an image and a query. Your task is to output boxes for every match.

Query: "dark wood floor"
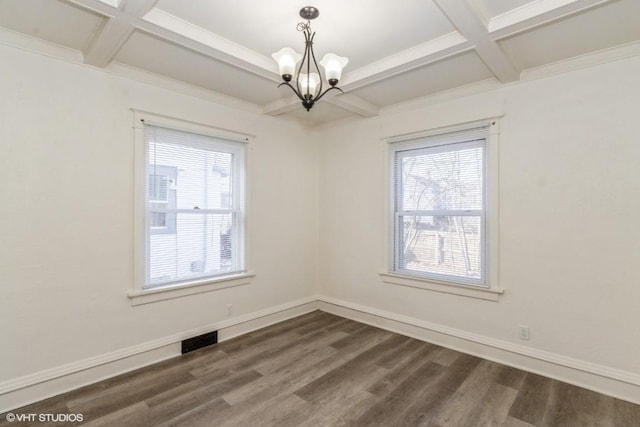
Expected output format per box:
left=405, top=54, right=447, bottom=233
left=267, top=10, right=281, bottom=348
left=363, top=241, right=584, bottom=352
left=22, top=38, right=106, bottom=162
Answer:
left=2, top=311, right=639, bottom=427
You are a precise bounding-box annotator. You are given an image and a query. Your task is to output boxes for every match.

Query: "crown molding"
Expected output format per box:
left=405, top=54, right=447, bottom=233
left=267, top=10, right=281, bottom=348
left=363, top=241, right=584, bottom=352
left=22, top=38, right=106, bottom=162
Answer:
left=107, top=61, right=262, bottom=113
left=0, top=27, right=84, bottom=63
left=379, top=78, right=501, bottom=116
left=520, top=39, right=640, bottom=81
left=489, top=0, right=612, bottom=40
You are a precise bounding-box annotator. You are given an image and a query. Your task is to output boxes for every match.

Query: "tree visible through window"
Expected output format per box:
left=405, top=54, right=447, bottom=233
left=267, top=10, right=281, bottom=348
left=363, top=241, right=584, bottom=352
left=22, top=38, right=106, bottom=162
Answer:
left=392, top=130, right=488, bottom=287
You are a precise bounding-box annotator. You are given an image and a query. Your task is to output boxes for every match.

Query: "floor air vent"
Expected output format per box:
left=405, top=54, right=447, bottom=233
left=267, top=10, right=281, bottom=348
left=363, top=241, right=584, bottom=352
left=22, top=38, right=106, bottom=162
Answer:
left=181, top=331, right=218, bottom=354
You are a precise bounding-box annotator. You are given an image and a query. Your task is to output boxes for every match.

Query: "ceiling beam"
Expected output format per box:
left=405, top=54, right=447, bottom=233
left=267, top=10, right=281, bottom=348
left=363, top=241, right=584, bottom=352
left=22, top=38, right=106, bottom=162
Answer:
left=323, top=93, right=379, bottom=118
left=488, top=0, right=613, bottom=40
left=340, top=32, right=472, bottom=92
left=67, top=0, right=280, bottom=81
left=120, top=0, right=157, bottom=17
left=434, top=0, right=520, bottom=83
left=263, top=96, right=302, bottom=116
left=83, top=18, right=134, bottom=67
left=65, top=0, right=120, bottom=17
left=78, top=0, right=157, bottom=67
left=60, top=0, right=620, bottom=120
left=139, top=8, right=279, bottom=83
left=263, top=91, right=378, bottom=118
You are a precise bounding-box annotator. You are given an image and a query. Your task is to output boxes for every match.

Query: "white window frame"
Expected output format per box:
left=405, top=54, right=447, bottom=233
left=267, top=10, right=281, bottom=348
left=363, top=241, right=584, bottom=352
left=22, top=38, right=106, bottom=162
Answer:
left=129, top=111, right=253, bottom=305
left=381, top=119, right=503, bottom=301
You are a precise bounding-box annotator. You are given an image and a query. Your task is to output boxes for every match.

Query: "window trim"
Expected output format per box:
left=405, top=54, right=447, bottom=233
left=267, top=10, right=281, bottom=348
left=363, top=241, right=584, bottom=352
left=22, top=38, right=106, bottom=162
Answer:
left=383, top=118, right=502, bottom=300
left=130, top=110, right=253, bottom=305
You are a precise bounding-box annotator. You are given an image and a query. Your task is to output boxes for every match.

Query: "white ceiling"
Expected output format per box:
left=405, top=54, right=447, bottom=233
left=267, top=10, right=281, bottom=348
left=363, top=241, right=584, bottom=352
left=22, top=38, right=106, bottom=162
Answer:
left=1, top=0, right=639, bottom=126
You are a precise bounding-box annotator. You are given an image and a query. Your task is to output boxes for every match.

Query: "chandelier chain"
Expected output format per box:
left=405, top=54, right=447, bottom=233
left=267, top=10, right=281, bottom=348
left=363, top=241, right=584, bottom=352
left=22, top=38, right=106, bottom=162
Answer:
left=296, top=21, right=311, bottom=32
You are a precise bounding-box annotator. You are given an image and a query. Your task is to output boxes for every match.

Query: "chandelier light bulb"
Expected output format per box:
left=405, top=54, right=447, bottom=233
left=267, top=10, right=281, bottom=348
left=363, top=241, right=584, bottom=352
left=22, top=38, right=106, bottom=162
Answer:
left=320, top=53, right=348, bottom=85
left=298, top=73, right=321, bottom=97
left=272, top=47, right=302, bottom=80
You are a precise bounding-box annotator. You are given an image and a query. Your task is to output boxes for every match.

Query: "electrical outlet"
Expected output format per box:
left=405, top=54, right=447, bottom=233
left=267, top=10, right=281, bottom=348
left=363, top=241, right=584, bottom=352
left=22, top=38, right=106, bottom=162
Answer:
left=226, top=304, right=233, bottom=317
left=518, top=325, right=530, bottom=340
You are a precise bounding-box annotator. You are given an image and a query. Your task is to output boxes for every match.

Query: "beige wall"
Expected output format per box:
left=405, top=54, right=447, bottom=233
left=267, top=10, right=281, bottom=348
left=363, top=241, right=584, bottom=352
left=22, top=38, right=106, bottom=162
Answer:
left=0, top=44, right=318, bottom=388
left=2, top=40, right=640, bottom=408
left=318, top=54, right=640, bottom=398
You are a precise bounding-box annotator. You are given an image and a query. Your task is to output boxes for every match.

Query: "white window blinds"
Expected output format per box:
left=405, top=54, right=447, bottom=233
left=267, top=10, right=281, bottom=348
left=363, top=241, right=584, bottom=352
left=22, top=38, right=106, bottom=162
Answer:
left=144, top=123, right=246, bottom=289
left=391, top=126, right=488, bottom=287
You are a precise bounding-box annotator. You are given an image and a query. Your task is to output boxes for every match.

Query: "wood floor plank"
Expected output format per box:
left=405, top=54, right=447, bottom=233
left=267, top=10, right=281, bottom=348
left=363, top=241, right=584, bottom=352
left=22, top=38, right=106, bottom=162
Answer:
left=392, top=354, right=484, bottom=426
left=432, top=360, right=505, bottom=426
left=294, top=333, right=405, bottom=404
left=292, top=314, right=350, bottom=336
left=334, top=318, right=370, bottom=333
left=220, top=324, right=395, bottom=420
left=215, top=311, right=326, bottom=353
left=221, top=345, right=337, bottom=406
left=495, top=364, right=528, bottom=390
left=156, top=397, right=231, bottom=427
left=432, top=347, right=461, bottom=367
left=218, top=393, right=312, bottom=427
left=67, top=370, right=196, bottom=421
left=367, top=340, right=440, bottom=397
left=351, top=360, right=447, bottom=426
left=190, top=331, right=300, bottom=377
left=613, top=397, right=640, bottom=427
left=285, top=390, right=379, bottom=427
left=250, top=330, right=349, bottom=376
left=503, top=416, right=537, bottom=427
left=541, top=381, right=616, bottom=427
left=374, top=338, right=435, bottom=370
left=508, top=373, right=553, bottom=425
left=328, top=324, right=390, bottom=350
left=3, top=310, right=639, bottom=427
left=147, top=369, right=262, bottom=411
left=462, top=383, right=519, bottom=427
left=81, top=402, right=150, bottom=427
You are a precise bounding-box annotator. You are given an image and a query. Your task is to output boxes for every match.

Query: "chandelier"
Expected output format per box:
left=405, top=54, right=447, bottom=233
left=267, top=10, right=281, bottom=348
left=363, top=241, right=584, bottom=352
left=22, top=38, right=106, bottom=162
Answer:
left=272, top=6, right=348, bottom=112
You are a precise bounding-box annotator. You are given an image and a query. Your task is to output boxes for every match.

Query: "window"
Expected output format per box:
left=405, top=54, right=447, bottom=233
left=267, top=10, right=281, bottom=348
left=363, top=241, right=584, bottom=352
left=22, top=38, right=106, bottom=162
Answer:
left=148, top=165, right=177, bottom=234
left=389, top=122, right=499, bottom=292
left=131, top=113, right=250, bottom=302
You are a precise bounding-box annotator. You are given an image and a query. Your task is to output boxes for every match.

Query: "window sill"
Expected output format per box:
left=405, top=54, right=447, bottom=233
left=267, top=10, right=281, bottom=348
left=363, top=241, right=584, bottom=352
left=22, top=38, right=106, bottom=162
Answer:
left=128, top=272, right=255, bottom=306
left=379, top=272, right=503, bottom=302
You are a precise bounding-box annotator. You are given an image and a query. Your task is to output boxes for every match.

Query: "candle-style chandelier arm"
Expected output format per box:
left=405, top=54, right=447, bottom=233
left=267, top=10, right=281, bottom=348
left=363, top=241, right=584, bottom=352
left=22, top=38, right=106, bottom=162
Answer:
left=277, top=80, right=344, bottom=102
left=278, top=80, right=343, bottom=105
left=304, top=29, right=323, bottom=100
left=277, top=81, right=306, bottom=102
left=314, top=84, right=344, bottom=101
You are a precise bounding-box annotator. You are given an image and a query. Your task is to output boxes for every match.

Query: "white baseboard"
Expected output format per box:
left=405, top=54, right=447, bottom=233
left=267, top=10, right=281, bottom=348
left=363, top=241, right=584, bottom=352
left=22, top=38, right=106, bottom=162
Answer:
left=316, top=296, right=640, bottom=405
left=0, top=297, right=319, bottom=413
left=3, top=294, right=638, bottom=413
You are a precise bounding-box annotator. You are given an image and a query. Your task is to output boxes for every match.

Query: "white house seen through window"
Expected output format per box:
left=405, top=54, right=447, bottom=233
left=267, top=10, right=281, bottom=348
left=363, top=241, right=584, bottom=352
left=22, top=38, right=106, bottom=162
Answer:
left=143, top=123, right=246, bottom=289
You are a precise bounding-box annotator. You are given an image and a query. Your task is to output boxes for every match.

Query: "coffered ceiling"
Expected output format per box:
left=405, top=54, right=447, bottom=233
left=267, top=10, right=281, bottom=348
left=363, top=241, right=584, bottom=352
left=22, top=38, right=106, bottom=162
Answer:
left=1, top=0, right=639, bottom=125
